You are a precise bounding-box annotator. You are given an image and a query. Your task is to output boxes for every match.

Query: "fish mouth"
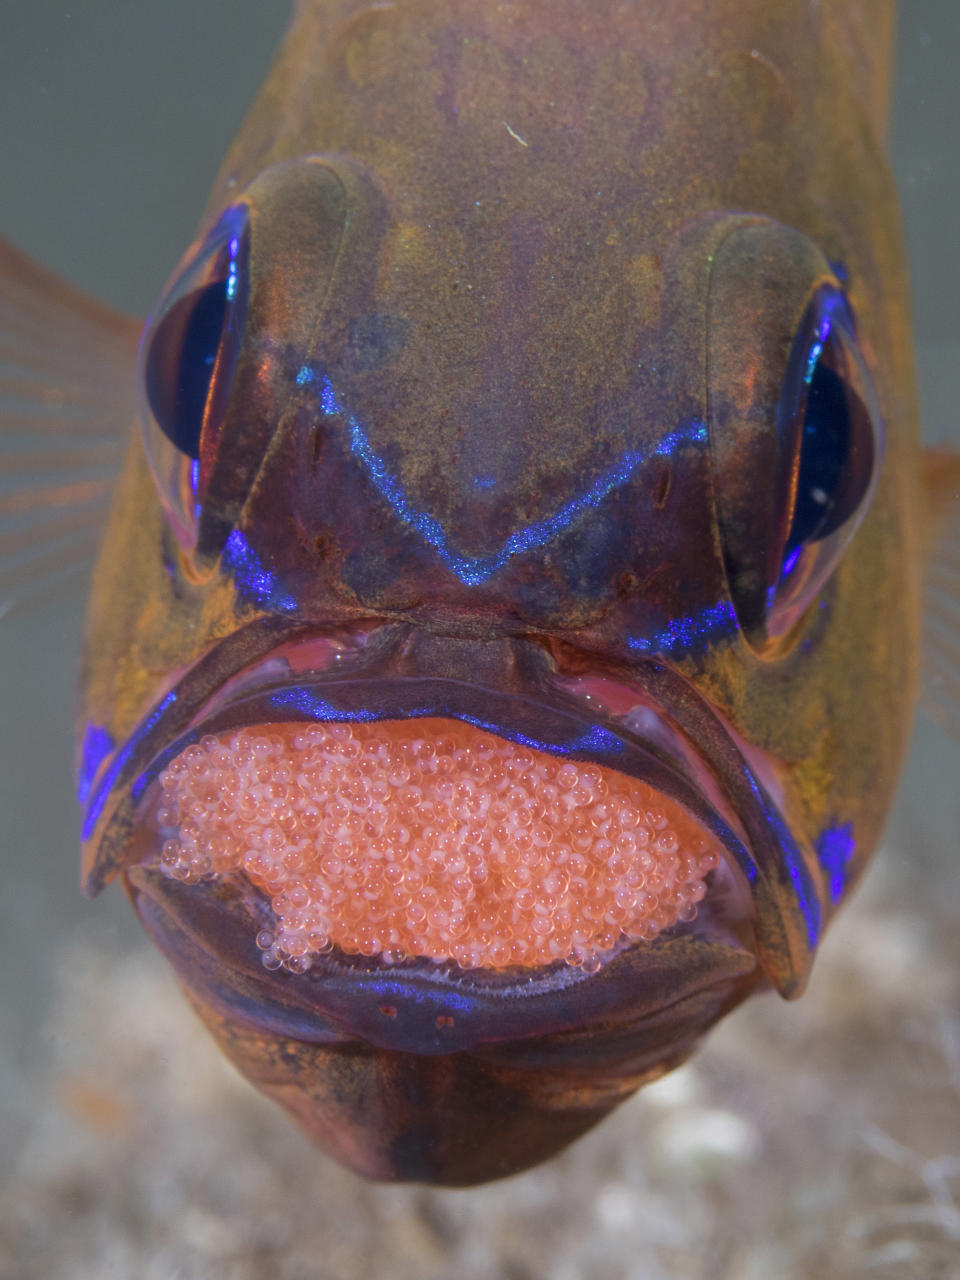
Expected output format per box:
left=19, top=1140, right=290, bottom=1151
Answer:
left=85, top=622, right=812, bottom=1052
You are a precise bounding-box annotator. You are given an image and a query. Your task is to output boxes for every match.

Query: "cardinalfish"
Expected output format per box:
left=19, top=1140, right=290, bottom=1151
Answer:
left=2, top=0, right=959, bottom=1186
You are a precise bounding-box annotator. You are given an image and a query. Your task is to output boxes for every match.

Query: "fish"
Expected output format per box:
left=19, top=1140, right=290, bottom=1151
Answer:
left=2, top=0, right=959, bottom=1187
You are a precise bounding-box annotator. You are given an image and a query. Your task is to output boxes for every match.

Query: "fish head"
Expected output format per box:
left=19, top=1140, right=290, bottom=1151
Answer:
left=77, top=49, right=919, bottom=1184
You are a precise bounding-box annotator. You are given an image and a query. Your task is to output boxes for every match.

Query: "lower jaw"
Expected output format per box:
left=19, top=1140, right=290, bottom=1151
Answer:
left=174, top=946, right=761, bottom=1187
left=126, top=850, right=760, bottom=1183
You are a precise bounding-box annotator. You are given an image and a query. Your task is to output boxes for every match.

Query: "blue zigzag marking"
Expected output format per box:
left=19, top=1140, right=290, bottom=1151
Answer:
left=300, top=367, right=706, bottom=588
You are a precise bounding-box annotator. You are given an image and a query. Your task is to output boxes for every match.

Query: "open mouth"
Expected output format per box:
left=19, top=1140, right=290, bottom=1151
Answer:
left=115, top=625, right=758, bottom=997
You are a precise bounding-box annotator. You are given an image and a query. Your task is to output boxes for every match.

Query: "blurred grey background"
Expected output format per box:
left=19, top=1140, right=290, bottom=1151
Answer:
left=0, top=4, right=957, bottom=1279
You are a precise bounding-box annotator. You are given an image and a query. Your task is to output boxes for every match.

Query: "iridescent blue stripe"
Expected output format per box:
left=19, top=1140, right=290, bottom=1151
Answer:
left=82, top=690, right=178, bottom=841
left=268, top=687, right=623, bottom=757
left=627, top=599, right=737, bottom=656
left=744, top=771, right=820, bottom=944
left=76, top=724, right=114, bottom=805
left=222, top=529, right=298, bottom=613
left=817, top=822, right=856, bottom=902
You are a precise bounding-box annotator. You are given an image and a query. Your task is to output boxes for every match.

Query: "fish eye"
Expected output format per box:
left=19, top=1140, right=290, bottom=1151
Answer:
left=765, top=288, right=882, bottom=639
left=138, top=205, right=249, bottom=548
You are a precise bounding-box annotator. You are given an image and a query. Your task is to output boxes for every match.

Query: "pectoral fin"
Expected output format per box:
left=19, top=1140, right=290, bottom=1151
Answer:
left=922, top=449, right=960, bottom=737
left=0, top=237, right=140, bottom=613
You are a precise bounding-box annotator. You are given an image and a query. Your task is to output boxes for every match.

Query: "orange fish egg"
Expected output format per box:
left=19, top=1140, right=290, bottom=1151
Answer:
left=156, top=719, right=719, bottom=973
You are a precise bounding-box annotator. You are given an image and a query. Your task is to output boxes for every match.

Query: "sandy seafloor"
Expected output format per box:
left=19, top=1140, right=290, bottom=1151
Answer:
left=0, top=4, right=958, bottom=1278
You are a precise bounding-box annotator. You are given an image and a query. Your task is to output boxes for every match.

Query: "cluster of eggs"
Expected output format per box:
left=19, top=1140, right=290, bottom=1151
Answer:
left=156, top=719, right=718, bottom=973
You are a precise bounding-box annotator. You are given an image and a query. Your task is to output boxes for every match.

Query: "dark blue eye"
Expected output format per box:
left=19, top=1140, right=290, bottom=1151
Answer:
left=787, top=359, right=858, bottom=552
left=138, top=206, right=249, bottom=546
left=145, top=279, right=230, bottom=460
left=767, top=290, right=881, bottom=638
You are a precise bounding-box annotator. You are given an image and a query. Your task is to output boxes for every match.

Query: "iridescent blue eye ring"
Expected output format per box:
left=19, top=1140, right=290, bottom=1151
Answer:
left=137, top=205, right=250, bottom=548
left=766, top=287, right=882, bottom=639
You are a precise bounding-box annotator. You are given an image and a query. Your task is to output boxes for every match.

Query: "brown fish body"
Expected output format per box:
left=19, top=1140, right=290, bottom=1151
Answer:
left=73, top=0, right=924, bottom=1183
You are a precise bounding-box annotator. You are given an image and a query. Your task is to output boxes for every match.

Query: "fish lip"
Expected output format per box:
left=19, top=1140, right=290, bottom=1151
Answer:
left=84, top=621, right=742, bottom=870
left=188, top=632, right=755, bottom=850
left=131, top=635, right=760, bottom=899
left=126, top=857, right=760, bottom=1055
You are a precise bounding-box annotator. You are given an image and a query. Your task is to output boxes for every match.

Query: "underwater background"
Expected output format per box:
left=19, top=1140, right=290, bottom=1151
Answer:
left=1, top=3, right=957, bottom=1276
